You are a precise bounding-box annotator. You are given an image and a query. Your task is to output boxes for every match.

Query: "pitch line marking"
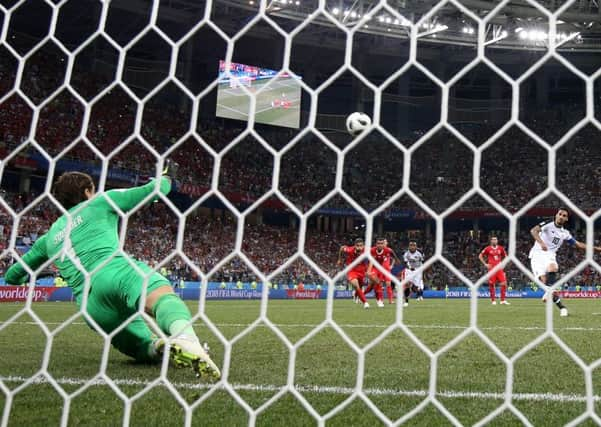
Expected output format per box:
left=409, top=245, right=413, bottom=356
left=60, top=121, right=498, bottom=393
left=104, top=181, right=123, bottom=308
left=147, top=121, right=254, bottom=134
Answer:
left=2, top=320, right=601, bottom=332
left=215, top=103, right=250, bottom=117
left=0, top=375, right=593, bottom=403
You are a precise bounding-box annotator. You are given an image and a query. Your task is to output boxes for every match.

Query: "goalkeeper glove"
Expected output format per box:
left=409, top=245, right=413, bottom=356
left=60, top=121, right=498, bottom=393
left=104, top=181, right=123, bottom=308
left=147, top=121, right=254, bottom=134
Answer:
left=162, top=159, right=179, bottom=180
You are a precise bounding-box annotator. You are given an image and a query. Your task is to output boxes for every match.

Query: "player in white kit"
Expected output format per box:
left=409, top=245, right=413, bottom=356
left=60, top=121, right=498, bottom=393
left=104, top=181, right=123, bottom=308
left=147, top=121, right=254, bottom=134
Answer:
left=529, top=208, right=601, bottom=317
left=401, top=241, right=425, bottom=306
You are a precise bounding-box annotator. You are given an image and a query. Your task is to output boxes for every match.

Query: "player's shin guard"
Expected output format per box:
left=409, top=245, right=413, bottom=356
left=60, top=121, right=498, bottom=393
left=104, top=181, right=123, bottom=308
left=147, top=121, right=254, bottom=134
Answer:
left=152, top=293, right=198, bottom=340
left=500, top=284, right=507, bottom=301
left=386, top=285, right=393, bottom=303
left=488, top=283, right=496, bottom=302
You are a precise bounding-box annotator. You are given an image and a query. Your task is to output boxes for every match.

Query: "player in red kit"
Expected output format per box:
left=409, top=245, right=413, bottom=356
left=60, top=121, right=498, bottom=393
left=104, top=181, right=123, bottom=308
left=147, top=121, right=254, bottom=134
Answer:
left=479, top=235, right=509, bottom=305
left=337, top=238, right=370, bottom=309
left=383, top=239, right=399, bottom=304
left=367, top=237, right=401, bottom=307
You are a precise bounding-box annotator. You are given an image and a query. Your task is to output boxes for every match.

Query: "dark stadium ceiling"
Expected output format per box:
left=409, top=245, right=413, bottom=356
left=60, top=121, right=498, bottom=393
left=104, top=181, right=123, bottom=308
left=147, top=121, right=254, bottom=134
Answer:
left=127, top=0, right=601, bottom=51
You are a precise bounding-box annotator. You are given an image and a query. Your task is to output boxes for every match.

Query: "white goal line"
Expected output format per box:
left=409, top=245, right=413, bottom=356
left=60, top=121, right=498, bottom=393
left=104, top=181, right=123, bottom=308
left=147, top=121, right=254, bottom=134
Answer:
left=0, top=375, right=592, bottom=404
left=1, top=321, right=599, bottom=333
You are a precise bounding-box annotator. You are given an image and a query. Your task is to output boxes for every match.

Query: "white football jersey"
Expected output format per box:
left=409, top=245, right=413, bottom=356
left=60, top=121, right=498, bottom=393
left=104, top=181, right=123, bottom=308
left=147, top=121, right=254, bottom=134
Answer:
left=404, top=250, right=424, bottom=269
left=529, top=220, right=575, bottom=256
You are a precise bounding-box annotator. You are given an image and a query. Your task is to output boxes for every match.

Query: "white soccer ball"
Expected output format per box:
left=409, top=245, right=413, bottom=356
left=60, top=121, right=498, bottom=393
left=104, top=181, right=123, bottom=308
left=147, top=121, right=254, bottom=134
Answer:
left=346, top=112, right=371, bottom=136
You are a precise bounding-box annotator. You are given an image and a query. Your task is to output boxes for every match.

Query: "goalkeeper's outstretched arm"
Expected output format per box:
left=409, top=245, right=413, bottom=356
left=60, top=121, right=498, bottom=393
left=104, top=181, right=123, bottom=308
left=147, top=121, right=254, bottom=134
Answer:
left=103, top=161, right=177, bottom=212
left=104, top=176, right=172, bottom=212
left=5, top=234, right=50, bottom=285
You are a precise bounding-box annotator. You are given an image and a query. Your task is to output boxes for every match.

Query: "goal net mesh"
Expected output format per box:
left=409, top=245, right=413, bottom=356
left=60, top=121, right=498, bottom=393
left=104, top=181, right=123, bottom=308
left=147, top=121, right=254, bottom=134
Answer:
left=0, top=0, right=600, bottom=425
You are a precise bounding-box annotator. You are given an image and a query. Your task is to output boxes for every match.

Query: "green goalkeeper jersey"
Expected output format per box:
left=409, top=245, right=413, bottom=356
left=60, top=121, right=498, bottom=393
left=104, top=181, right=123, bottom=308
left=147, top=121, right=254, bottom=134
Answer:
left=4, top=177, right=171, bottom=301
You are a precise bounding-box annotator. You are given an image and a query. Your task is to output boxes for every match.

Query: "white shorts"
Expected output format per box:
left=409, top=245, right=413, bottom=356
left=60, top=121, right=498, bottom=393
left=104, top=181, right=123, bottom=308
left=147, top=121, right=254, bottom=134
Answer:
left=403, top=268, right=424, bottom=290
left=529, top=250, right=557, bottom=280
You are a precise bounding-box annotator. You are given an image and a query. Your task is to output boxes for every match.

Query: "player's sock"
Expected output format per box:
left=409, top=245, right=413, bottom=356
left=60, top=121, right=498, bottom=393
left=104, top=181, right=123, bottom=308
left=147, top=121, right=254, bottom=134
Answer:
left=404, top=287, right=410, bottom=303
left=152, top=293, right=198, bottom=341
left=386, top=285, right=393, bottom=303
left=552, top=293, right=566, bottom=310
left=500, top=284, right=507, bottom=301
left=375, top=284, right=384, bottom=302
left=545, top=272, right=566, bottom=310
left=488, top=283, right=496, bottom=302
left=365, top=284, right=374, bottom=295
left=355, top=287, right=367, bottom=303
left=547, top=271, right=566, bottom=310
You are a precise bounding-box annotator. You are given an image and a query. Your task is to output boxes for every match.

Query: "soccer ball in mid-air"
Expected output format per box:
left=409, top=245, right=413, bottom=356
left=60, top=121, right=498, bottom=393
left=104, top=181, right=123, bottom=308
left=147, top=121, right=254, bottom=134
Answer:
left=346, top=112, right=372, bottom=136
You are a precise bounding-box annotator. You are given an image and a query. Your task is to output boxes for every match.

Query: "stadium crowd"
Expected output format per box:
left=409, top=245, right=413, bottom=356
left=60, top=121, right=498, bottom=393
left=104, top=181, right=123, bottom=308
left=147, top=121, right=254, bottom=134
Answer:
left=2, top=60, right=600, bottom=214
left=1, top=57, right=601, bottom=289
left=1, top=184, right=600, bottom=290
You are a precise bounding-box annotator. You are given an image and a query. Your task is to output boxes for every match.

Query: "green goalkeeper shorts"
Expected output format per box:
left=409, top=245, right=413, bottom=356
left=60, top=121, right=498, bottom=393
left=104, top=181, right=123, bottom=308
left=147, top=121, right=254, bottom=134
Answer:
left=82, top=257, right=171, bottom=362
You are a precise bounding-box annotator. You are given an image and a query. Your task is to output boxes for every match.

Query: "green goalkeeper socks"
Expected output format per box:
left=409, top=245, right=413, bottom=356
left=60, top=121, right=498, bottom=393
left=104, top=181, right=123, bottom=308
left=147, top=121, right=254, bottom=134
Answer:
left=152, top=293, right=198, bottom=340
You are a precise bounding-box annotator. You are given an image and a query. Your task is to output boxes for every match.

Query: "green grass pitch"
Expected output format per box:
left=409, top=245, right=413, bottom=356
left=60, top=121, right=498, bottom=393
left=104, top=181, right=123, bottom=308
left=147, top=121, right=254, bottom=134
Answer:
left=2, top=298, right=601, bottom=426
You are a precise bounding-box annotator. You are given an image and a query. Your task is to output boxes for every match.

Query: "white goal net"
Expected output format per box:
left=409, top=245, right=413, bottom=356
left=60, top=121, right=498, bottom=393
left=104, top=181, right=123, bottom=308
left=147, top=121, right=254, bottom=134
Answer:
left=1, top=0, right=601, bottom=425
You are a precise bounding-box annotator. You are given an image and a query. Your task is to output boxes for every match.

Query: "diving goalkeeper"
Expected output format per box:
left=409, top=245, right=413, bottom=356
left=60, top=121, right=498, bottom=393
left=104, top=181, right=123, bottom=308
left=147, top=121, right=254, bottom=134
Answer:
left=4, top=168, right=220, bottom=380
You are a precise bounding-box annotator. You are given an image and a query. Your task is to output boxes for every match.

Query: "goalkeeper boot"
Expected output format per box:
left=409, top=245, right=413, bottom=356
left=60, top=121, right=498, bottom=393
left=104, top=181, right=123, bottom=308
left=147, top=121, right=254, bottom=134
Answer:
left=157, top=337, right=221, bottom=380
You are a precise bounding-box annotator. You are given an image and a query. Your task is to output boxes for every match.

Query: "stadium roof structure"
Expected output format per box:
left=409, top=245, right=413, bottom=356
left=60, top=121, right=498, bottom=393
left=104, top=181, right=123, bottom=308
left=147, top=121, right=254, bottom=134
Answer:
left=133, top=0, right=601, bottom=52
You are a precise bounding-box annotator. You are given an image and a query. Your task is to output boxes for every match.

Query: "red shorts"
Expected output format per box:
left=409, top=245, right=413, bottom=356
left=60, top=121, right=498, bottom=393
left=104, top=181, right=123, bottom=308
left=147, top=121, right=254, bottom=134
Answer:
left=488, top=269, right=507, bottom=285
left=347, top=270, right=366, bottom=283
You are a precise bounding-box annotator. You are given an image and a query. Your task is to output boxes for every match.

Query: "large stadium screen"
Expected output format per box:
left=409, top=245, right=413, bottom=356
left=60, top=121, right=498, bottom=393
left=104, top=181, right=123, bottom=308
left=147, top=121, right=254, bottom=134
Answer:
left=216, top=60, right=302, bottom=129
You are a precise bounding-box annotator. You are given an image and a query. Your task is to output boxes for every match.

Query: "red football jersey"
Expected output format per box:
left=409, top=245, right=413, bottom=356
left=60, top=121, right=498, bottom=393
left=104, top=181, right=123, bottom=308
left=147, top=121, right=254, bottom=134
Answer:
left=343, top=246, right=366, bottom=272
left=480, top=245, right=507, bottom=268
left=370, top=247, right=392, bottom=270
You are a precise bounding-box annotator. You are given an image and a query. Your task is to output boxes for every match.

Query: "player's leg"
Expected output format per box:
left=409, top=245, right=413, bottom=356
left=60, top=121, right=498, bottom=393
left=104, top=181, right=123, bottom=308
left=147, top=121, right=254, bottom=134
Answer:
left=533, top=254, right=551, bottom=301
left=488, top=275, right=497, bottom=304
left=415, top=272, right=424, bottom=301
left=111, top=316, right=161, bottom=362
left=499, top=271, right=509, bottom=305
left=369, top=271, right=384, bottom=306
left=544, top=262, right=567, bottom=316
left=351, top=279, right=359, bottom=304
left=145, top=285, right=220, bottom=378
left=85, top=291, right=160, bottom=363
left=499, top=279, right=507, bottom=303
left=349, top=274, right=368, bottom=306
left=375, top=275, right=384, bottom=308
left=366, top=271, right=380, bottom=297
left=416, top=284, right=424, bottom=301
left=386, top=281, right=394, bottom=304
left=119, top=260, right=220, bottom=378
left=375, top=270, right=388, bottom=306
left=399, top=270, right=410, bottom=307
left=403, top=283, right=415, bottom=307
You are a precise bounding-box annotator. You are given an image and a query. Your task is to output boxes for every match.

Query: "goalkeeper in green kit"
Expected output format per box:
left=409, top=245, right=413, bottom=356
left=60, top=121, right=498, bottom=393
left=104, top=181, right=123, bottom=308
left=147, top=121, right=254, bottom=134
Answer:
left=4, top=166, right=220, bottom=380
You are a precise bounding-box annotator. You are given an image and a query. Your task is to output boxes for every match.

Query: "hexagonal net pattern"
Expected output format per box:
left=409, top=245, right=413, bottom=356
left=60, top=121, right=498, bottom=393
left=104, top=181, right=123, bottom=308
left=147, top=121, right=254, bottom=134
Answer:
left=1, top=0, right=601, bottom=425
